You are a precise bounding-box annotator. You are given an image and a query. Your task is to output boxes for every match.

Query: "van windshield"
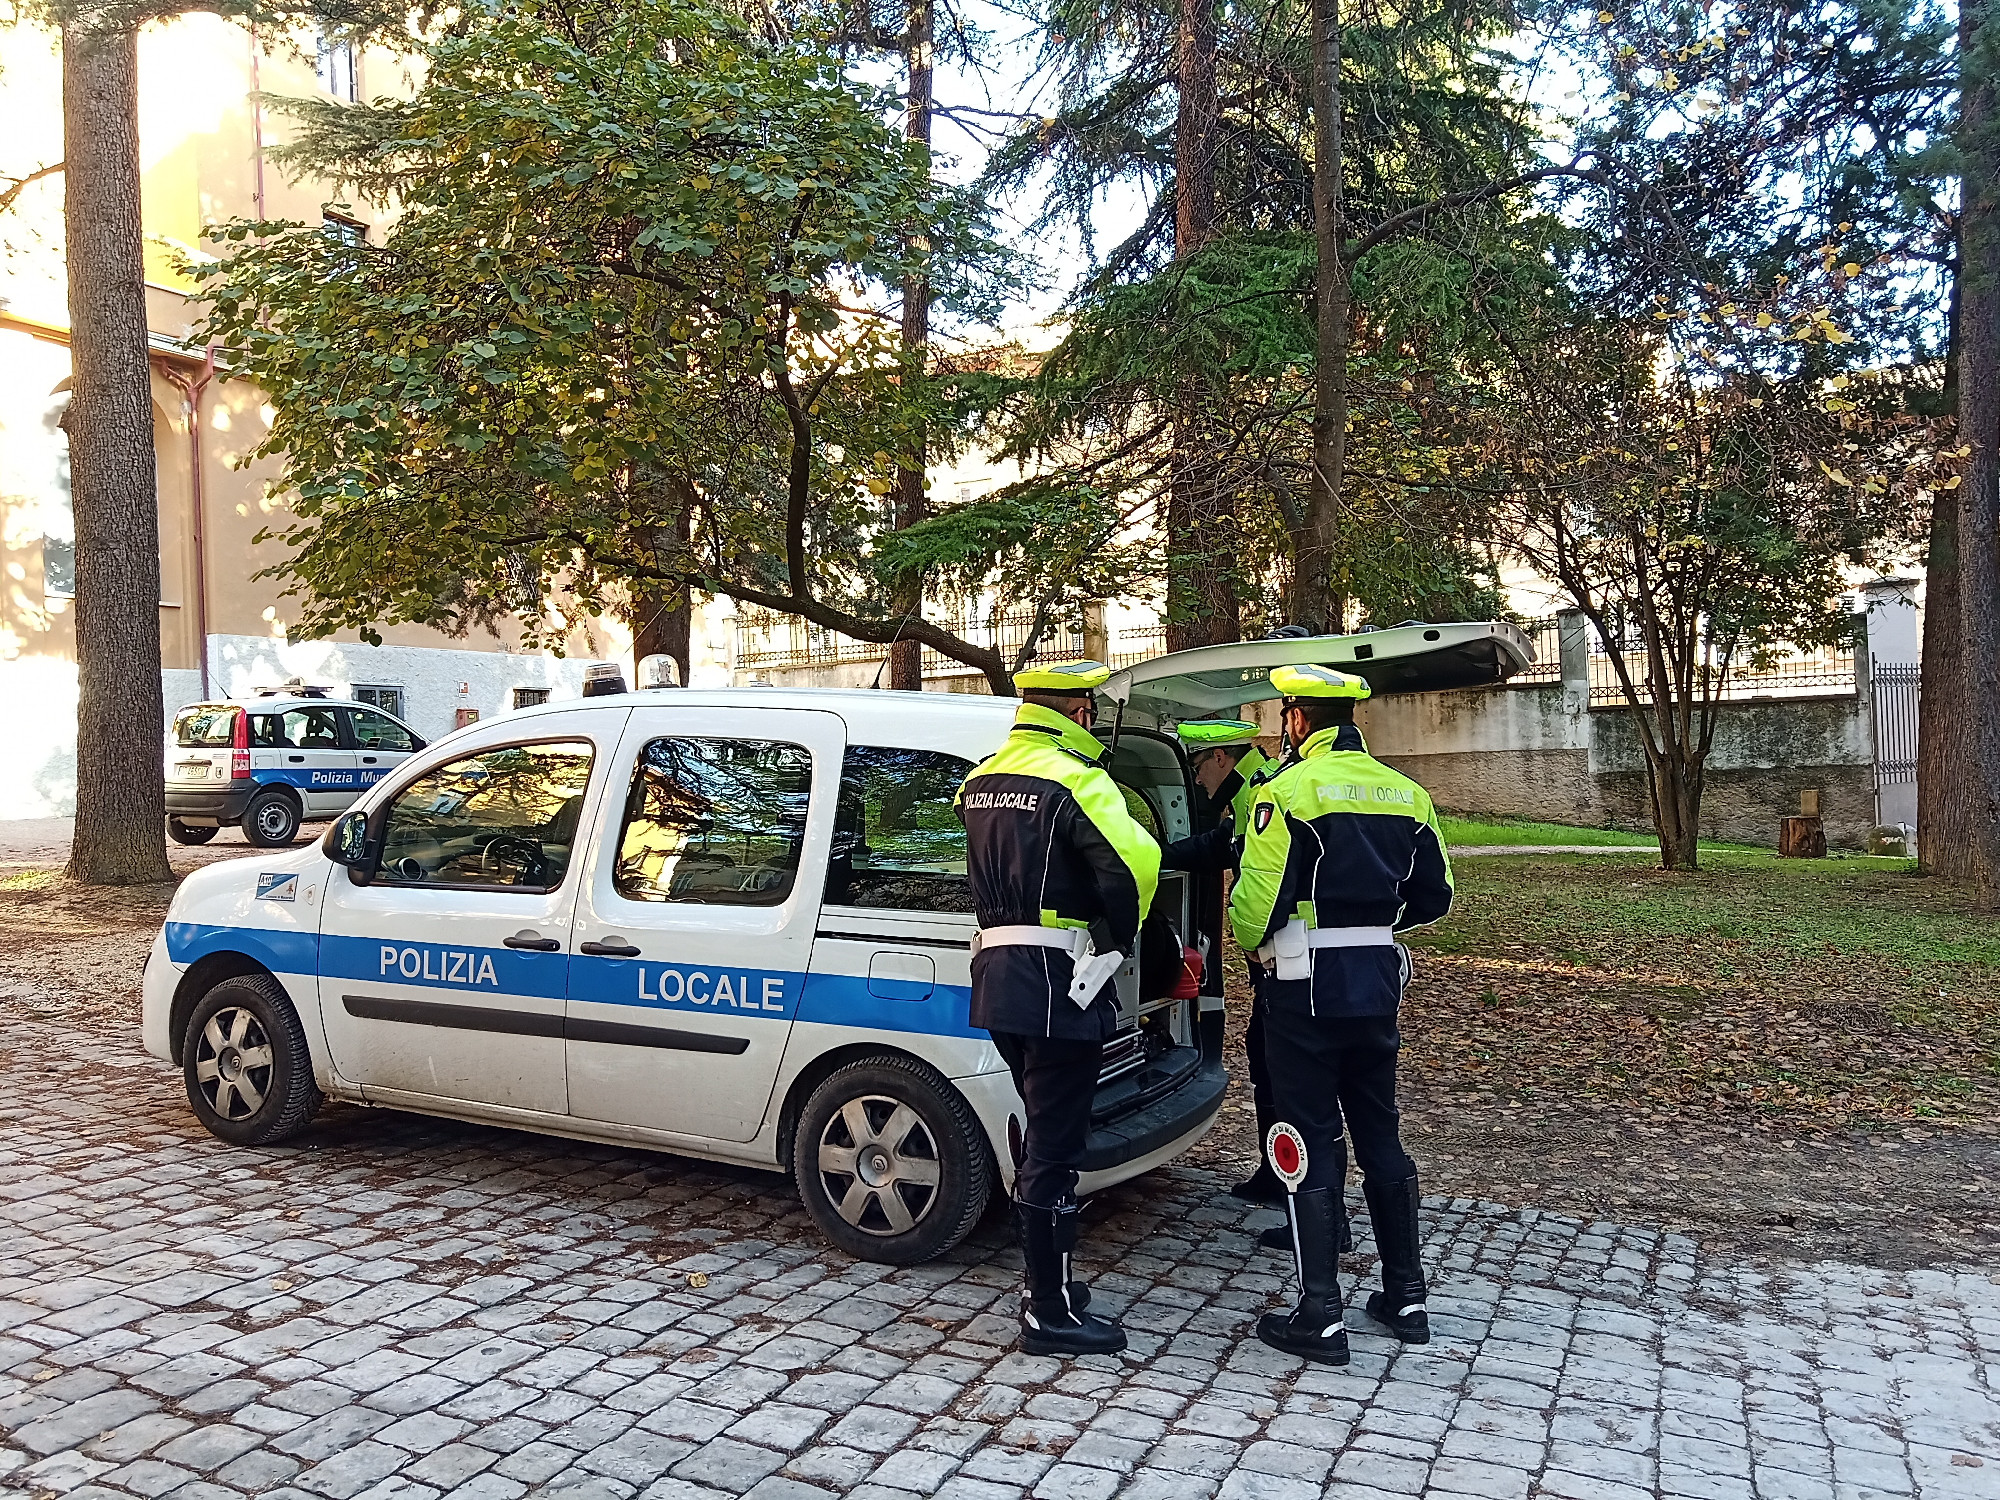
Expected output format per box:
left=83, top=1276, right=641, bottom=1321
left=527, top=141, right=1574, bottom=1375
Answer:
left=174, top=706, right=239, bottom=747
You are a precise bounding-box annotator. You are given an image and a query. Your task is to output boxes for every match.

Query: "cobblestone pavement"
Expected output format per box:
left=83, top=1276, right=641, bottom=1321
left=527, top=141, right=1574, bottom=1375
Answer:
left=0, top=1019, right=1996, bottom=1500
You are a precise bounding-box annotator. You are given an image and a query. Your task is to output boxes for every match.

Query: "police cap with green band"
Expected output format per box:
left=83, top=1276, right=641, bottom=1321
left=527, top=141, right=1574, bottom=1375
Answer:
left=1270, top=663, right=1372, bottom=701
left=1175, top=719, right=1261, bottom=748
left=1012, top=658, right=1113, bottom=696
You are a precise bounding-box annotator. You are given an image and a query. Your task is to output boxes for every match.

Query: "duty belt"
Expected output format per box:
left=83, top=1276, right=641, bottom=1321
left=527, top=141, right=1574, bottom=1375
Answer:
left=1254, top=918, right=1397, bottom=980
left=971, top=925, right=1123, bottom=1010
left=969, top=924, right=1087, bottom=958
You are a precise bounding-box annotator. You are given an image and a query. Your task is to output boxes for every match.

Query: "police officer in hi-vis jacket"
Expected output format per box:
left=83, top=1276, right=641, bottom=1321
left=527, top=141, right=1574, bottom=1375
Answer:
left=956, top=660, right=1161, bottom=1357
left=1229, top=664, right=1453, bottom=1365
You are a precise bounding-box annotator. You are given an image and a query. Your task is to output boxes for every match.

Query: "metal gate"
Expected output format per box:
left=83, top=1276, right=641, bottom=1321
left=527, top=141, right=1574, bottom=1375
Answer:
left=1871, top=663, right=1920, bottom=790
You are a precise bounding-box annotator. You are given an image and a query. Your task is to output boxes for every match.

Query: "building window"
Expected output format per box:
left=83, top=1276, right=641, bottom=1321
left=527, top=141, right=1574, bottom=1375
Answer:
left=316, top=33, right=358, bottom=101
left=352, top=684, right=405, bottom=720
left=513, top=687, right=551, bottom=709
left=322, top=213, right=366, bottom=247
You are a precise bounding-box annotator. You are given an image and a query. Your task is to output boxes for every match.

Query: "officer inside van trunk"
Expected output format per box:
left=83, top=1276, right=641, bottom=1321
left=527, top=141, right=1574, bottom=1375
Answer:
left=1230, top=663, right=1453, bottom=1365
left=1161, top=720, right=1285, bottom=1206
left=957, top=659, right=1161, bottom=1357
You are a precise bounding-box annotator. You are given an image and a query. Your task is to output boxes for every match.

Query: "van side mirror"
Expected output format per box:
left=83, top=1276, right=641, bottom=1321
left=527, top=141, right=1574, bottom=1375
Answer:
left=324, top=810, right=374, bottom=868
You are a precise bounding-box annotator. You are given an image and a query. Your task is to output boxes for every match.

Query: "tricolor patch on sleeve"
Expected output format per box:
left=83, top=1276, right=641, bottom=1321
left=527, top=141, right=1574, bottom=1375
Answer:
left=1254, top=802, right=1275, bottom=833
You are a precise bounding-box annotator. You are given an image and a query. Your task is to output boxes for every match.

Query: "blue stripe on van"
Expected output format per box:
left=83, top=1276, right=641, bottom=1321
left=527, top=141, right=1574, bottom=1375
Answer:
left=320, top=933, right=568, bottom=1000
left=567, top=954, right=799, bottom=1020
left=253, top=768, right=394, bottom=790
left=796, top=972, right=980, bottom=1040
left=165, top=922, right=319, bottom=975
left=162, top=925, right=981, bottom=1039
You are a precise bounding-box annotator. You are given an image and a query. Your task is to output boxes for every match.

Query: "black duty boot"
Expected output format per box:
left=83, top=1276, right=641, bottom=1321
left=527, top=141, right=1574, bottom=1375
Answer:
left=1229, top=1162, right=1285, bottom=1205
left=1362, top=1174, right=1430, bottom=1344
left=1258, top=1199, right=1353, bottom=1254
left=1015, top=1199, right=1127, bottom=1357
left=1255, top=1188, right=1349, bottom=1365
left=1256, top=1136, right=1352, bottom=1253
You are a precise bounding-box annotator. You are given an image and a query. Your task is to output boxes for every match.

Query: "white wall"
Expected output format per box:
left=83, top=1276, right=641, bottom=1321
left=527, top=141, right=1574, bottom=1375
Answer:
left=0, top=639, right=615, bottom=818
left=201, top=634, right=604, bottom=742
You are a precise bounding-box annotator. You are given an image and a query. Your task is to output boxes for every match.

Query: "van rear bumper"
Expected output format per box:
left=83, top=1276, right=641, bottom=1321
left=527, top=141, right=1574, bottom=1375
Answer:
left=1081, top=1052, right=1227, bottom=1174
left=165, top=779, right=258, bottom=823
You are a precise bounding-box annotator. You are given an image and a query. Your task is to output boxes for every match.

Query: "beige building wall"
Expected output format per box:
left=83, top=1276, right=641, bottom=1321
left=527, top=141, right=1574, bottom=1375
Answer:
left=0, top=17, right=730, bottom=815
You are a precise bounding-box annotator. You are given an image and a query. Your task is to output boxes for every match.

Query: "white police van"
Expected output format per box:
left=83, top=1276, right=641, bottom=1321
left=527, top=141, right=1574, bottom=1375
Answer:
left=143, top=623, right=1531, bottom=1263
left=165, top=688, right=425, bottom=847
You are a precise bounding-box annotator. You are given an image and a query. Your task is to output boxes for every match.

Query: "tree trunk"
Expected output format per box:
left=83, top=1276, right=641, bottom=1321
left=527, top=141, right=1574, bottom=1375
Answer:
left=1918, top=453, right=1972, bottom=876
left=1957, top=0, right=2000, bottom=904
left=61, top=21, right=172, bottom=885
left=630, top=493, right=695, bottom=687
left=1640, top=730, right=1702, bottom=871
left=1917, top=223, right=1965, bottom=878
left=887, top=0, right=933, bottom=691
left=630, top=588, right=690, bottom=686
left=1164, top=0, right=1239, bottom=651
left=1290, top=0, right=1346, bottom=634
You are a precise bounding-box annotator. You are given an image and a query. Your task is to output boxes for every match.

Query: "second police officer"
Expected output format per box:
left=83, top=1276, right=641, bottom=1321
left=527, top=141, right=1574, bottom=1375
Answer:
left=1229, top=664, right=1454, bottom=1364
left=957, top=659, right=1161, bottom=1357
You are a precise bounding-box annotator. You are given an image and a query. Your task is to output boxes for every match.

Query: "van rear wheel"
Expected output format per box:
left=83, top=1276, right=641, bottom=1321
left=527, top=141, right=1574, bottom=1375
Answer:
left=243, top=790, right=300, bottom=847
left=793, top=1055, right=993, bottom=1265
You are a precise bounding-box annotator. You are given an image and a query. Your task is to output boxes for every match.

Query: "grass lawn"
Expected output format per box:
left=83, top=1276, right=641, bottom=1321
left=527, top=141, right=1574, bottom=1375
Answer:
left=1401, top=850, right=2000, bottom=1126
left=1440, top=814, right=1655, bottom=847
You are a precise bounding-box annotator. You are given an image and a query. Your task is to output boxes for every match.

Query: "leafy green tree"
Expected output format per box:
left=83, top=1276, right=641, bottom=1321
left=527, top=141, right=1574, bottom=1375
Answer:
left=200, top=0, right=1140, bottom=696
left=1537, top=0, right=1959, bottom=873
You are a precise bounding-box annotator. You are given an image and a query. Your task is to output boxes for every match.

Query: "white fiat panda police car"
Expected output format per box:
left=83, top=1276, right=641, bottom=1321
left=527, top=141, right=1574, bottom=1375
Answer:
left=165, top=688, right=425, bottom=847
left=143, top=623, right=1531, bottom=1263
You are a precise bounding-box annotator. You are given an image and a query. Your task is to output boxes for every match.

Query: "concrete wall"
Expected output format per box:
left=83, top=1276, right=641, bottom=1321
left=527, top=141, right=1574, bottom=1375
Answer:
left=1357, top=604, right=1893, bottom=849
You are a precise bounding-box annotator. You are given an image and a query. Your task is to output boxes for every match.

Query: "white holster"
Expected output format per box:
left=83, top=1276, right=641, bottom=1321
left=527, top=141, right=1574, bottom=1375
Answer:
left=971, top=925, right=1122, bottom=1011
left=1264, top=918, right=1311, bottom=981
left=1256, top=919, right=1398, bottom=981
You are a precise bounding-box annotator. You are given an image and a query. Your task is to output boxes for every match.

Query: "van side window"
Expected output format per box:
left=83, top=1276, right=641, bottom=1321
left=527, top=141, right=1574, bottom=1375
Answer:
left=825, top=746, right=973, bottom=913
left=377, top=741, right=593, bottom=890
left=615, top=738, right=812, bottom=906
left=247, top=715, right=283, bottom=748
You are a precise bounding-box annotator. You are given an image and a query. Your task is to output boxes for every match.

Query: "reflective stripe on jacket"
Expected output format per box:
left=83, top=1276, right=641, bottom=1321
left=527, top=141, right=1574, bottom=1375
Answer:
left=956, top=703, right=1163, bottom=1039
left=1228, top=724, right=1453, bottom=1017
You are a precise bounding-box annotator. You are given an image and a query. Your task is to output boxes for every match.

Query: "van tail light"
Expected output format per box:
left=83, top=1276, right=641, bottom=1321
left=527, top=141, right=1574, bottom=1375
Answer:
left=230, top=710, right=249, bottom=779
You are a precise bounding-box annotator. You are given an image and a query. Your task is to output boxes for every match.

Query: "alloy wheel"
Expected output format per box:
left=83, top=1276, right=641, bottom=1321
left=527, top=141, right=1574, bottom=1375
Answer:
left=194, top=1006, right=275, bottom=1121
left=816, top=1094, right=941, bottom=1236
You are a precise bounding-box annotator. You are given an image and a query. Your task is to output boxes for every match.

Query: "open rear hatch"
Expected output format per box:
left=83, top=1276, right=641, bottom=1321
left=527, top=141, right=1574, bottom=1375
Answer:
left=1099, top=620, right=1536, bottom=725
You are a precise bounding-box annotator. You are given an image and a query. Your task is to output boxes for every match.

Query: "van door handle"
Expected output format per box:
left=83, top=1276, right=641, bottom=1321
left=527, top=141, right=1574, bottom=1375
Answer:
left=579, top=939, right=641, bottom=958
left=503, top=931, right=561, bottom=952
left=361, top=756, right=377, bottom=764
left=288, top=754, right=305, bottom=762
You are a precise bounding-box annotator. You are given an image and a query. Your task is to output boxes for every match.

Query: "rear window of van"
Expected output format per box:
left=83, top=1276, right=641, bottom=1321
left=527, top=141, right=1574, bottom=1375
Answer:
left=174, top=706, right=240, bottom=747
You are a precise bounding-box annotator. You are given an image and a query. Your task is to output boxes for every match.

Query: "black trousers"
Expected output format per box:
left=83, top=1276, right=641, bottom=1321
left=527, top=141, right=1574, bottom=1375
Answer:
left=1246, top=992, right=1274, bottom=1142
left=991, top=1031, right=1102, bottom=1208
left=1260, top=1002, right=1415, bottom=1192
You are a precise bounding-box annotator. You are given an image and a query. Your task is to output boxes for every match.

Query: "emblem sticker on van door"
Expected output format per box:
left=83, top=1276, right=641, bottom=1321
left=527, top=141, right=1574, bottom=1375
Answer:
left=256, top=873, right=299, bottom=902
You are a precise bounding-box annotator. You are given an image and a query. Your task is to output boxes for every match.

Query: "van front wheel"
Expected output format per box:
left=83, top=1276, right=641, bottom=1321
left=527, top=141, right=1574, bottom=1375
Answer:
left=182, top=974, right=323, bottom=1146
left=793, top=1056, right=993, bottom=1265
